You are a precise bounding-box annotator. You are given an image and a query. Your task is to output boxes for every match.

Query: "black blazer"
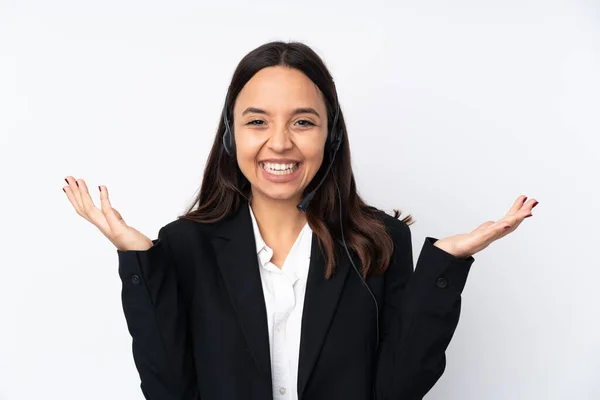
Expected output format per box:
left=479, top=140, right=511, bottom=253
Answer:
left=117, top=200, right=475, bottom=400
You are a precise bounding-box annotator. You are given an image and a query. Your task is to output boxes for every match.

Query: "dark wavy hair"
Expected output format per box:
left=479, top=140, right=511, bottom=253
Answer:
left=179, top=40, right=414, bottom=279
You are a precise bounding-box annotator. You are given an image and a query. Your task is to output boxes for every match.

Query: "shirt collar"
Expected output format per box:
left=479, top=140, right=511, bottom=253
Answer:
left=248, top=203, right=312, bottom=271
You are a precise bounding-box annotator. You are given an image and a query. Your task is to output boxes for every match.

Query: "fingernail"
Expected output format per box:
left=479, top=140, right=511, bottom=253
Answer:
left=504, top=225, right=511, bottom=229
left=76, top=181, right=79, bottom=187
left=532, top=201, right=539, bottom=208
left=64, top=178, right=69, bottom=184
left=98, top=185, right=101, bottom=192
left=62, top=188, right=66, bottom=193
left=525, top=214, right=532, bottom=218
left=523, top=196, right=528, bottom=202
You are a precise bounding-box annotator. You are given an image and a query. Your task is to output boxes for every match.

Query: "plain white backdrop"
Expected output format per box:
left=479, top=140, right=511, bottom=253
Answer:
left=1, top=0, right=598, bottom=399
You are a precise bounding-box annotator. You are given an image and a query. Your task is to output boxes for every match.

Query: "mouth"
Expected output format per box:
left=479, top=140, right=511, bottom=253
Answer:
left=259, top=161, right=301, bottom=176
left=258, top=161, right=304, bottom=184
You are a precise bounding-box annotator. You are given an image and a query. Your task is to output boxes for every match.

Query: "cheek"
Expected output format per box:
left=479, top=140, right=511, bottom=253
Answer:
left=302, top=134, right=327, bottom=159
left=234, top=136, right=262, bottom=174
left=306, top=147, right=324, bottom=164
left=301, top=142, right=326, bottom=176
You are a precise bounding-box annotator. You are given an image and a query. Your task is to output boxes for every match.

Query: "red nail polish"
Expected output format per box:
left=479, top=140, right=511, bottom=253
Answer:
left=525, top=214, right=532, bottom=218
left=64, top=178, right=68, bottom=184
left=62, top=188, right=66, bottom=193
left=98, top=186, right=101, bottom=192
left=532, top=201, right=539, bottom=208
left=76, top=181, right=79, bottom=187
left=504, top=225, right=511, bottom=229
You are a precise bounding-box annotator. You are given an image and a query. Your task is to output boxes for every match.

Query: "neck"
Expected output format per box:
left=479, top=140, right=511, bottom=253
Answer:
left=249, top=191, right=308, bottom=242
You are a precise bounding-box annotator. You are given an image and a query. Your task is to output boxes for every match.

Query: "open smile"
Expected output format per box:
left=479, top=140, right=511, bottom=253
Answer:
left=258, top=161, right=303, bottom=183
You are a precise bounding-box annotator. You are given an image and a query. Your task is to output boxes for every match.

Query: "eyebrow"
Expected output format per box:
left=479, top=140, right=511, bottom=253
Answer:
left=241, top=107, right=321, bottom=119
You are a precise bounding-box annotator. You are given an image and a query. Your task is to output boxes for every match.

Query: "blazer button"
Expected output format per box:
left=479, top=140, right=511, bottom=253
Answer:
left=132, top=275, right=141, bottom=285
left=435, top=277, right=448, bottom=288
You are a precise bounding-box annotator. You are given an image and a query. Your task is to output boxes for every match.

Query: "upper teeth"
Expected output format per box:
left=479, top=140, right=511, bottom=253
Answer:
left=262, top=162, right=297, bottom=170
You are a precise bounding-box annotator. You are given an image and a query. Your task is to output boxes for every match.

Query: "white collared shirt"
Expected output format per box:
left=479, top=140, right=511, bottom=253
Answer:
left=248, top=204, right=313, bottom=400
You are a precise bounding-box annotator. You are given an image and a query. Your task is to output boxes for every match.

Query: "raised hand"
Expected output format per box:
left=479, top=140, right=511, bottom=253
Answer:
left=63, top=176, right=153, bottom=251
left=433, top=195, right=538, bottom=259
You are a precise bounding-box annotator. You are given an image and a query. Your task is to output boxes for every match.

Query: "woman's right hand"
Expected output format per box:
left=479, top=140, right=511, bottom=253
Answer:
left=63, top=176, right=154, bottom=251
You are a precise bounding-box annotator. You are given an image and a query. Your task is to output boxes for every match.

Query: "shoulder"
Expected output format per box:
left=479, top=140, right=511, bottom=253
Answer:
left=160, top=217, right=208, bottom=236
left=156, top=217, right=217, bottom=255
left=370, top=208, right=411, bottom=240
left=366, top=208, right=414, bottom=280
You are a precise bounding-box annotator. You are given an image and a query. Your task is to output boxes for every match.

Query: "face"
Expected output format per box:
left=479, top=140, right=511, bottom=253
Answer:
left=232, top=66, right=329, bottom=205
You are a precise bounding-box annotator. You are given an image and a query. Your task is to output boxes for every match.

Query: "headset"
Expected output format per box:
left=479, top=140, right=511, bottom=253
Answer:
left=221, top=98, right=380, bottom=350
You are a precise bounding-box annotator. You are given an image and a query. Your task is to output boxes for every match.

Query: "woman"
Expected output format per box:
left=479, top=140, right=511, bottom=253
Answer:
left=63, top=41, right=538, bottom=400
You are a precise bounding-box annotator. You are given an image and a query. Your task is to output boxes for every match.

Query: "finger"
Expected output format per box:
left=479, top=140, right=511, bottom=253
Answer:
left=485, top=196, right=538, bottom=242
left=63, top=177, right=85, bottom=216
left=99, top=185, right=125, bottom=232
left=491, top=207, right=530, bottom=229
left=494, top=212, right=528, bottom=240
left=66, top=176, right=85, bottom=211
left=479, top=217, right=515, bottom=245
left=487, top=221, right=510, bottom=239
left=507, top=195, right=528, bottom=216
left=77, top=179, right=100, bottom=218
left=508, top=198, right=537, bottom=223
left=524, top=198, right=538, bottom=213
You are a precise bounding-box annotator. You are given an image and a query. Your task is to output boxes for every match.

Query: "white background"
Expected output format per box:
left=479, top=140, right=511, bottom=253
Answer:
left=1, top=0, right=598, bottom=399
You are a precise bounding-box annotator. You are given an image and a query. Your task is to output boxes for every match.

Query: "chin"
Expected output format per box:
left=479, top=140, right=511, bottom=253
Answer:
left=255, top=185, right=302, bottom=203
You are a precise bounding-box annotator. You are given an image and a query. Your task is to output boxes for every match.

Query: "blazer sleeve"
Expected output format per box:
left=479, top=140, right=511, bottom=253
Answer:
left=117, top=225, right=198, bottom=400
left=374, top=219, right=475, bottom=400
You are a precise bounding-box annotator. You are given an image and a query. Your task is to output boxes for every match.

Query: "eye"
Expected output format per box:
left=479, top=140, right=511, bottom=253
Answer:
left=296, top=120, right=315, bottom=127
left=246, top=120, right=265, bottom=126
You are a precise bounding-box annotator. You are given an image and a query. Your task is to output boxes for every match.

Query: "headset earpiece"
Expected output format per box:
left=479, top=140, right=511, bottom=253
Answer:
left=328, top=102, right=342, bottom=157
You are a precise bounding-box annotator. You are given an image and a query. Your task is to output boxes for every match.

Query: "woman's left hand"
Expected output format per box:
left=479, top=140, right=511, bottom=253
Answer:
left=433, top=195, right=539, bottom=260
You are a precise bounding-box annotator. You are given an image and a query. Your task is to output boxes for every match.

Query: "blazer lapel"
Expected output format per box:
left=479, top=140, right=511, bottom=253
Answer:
left=297, top=235, right=350, bottom=398
left=209, top=202, right=272, bottom=386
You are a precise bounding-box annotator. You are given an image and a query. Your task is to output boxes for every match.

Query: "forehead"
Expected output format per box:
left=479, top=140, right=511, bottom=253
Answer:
left=234, top=66, right=326, bottom=112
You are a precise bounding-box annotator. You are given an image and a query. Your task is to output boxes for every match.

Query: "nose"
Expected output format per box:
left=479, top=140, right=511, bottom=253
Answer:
left=267, top=125, right=293, bottom=152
